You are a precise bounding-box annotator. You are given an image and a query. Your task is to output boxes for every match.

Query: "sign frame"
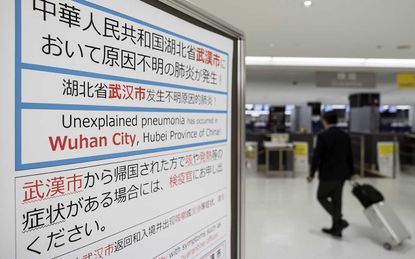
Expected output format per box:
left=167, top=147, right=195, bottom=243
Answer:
left=6, top=0, right=246, bottom=258
left=142, top=2, right=247, bottom=258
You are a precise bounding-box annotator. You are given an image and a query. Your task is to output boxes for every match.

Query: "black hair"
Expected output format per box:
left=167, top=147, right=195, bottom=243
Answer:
left=322, top=111, right=338, bottom=125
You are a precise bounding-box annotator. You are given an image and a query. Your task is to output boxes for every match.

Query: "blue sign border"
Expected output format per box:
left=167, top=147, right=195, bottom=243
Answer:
left=15, top=0, right=230, bottom=171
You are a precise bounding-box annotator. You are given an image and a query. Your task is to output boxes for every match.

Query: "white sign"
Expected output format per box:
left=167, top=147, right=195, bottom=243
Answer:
left=293, top=142, right=309, bottom=174
left=0, top=0, right=234, bottom=258
left=377, top=142, right=395, bottom=177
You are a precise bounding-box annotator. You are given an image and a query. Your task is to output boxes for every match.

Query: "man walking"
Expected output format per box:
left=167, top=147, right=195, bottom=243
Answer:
left=307, top=111, right=357, bottom=238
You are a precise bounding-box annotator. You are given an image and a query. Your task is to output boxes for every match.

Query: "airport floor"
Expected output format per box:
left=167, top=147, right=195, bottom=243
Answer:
left=244, top=168, right=415, bottom=259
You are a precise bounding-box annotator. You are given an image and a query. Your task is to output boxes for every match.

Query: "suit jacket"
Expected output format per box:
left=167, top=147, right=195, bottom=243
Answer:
left=310, top=126, right=354, bottom=181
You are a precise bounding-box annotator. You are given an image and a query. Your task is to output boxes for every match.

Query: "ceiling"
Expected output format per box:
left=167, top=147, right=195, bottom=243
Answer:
left=189, top=0, right=415, bottom=58
left=188, top=0, right=415, bottom=105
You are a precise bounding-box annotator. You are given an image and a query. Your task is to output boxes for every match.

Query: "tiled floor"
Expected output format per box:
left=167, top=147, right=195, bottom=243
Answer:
left=244, top=170, right=415, bottom=259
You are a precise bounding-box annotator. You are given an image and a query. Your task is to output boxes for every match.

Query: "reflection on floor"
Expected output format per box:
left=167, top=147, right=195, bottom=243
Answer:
left=245, top=170, right=415, bottom=259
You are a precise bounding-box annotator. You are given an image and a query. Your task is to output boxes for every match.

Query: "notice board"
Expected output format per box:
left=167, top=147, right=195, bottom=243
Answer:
left=0, top=0, right=245, bottom=258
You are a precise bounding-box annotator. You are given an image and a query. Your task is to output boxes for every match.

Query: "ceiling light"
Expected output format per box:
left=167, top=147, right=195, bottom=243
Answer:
left=246, top=57, right=364, bottom=67
left=331, top=105, right=347, bottom=109
left=396, top=105, right=411, bottom=110
left=245, top=56, right=415, bottom=69
left=364, top=58, right=415, bottom=68
left=304, top=0, right=313, bottom=7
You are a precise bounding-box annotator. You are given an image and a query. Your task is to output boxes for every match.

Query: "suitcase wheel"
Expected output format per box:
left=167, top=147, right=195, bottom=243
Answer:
left=383, top=243, right=392, bottom=251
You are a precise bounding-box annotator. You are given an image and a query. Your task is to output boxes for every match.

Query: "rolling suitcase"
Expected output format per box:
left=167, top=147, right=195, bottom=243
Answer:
left=352, top=183, right=411, bottom=250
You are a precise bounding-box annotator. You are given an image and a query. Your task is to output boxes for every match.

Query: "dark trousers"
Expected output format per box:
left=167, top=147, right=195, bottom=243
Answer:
left=317, top=180, right=345, bottom=227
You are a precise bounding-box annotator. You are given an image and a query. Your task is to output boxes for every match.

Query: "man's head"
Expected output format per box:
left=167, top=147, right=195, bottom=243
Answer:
left=322, top=111, right=338, bottom=129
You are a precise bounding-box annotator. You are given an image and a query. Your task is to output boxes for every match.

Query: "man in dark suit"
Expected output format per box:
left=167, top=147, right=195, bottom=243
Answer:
left=307, top=111, right=358, bottom=238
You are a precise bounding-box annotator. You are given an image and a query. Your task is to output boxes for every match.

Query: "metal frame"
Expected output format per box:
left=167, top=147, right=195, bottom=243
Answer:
left=360, top=135, right=365, bottom=177
left=152, top=1, right=246, bottom=258
left=158, top=0, right=245, bottom=39
left=264, top=145, right=294, bottom=177
left=352, top=133, right=401, bottom=178
left=350, top=134, right=366, bottom=177
left=393, top=136, right=398, bottom=178
left=236, top=38, right=246, bottom=259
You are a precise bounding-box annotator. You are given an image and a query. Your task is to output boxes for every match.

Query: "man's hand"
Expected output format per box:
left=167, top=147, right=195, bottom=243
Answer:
left=351, top=174, right=360, bottom=182
left=307, top=175, right=314, bottom=183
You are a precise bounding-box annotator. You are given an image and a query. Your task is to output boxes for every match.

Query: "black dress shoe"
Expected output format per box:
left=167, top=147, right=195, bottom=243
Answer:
left=339, top=219, right=349, bottom=230
left=321, top=227, right=342, bottom=238
left=330, top=220, right=348, bottom=238
left=331, top=229, right=343, bottom=238
left=321, top=227, right=334, bottom=235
